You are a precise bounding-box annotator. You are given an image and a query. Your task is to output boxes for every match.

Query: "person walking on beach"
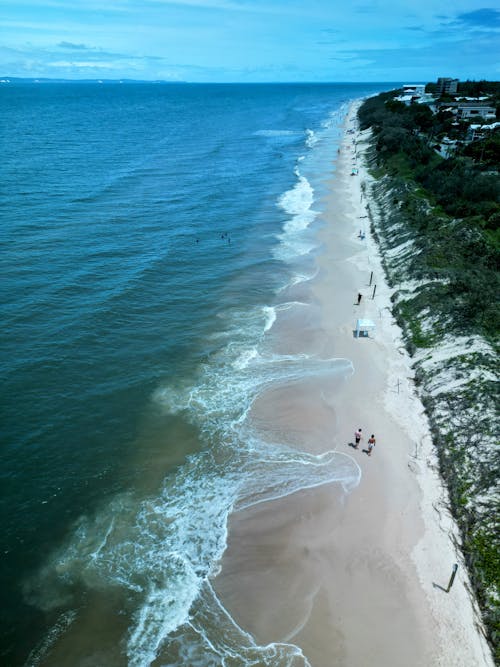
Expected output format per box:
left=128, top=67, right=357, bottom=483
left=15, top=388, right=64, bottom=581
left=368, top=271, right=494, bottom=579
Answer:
left=357, top=292, right=362, bottom=305
left=354, top=428, right=362, bottom=449
left=367, top=434, right=376, bottom=456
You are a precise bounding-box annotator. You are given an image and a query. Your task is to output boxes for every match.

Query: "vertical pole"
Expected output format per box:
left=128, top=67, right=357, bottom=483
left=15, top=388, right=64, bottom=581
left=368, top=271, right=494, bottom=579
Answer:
left=369, top=271, right=373, bottom=286
left=397, top=379, right=400, bottom=394
left=372, top=284, right=377, bottom=299
left=446, top=564, right=458, bottom=592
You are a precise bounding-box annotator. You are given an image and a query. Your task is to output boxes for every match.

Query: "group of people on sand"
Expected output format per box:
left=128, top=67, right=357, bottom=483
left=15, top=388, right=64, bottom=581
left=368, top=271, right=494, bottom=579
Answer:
left=354, top=428, right=376, bottom=456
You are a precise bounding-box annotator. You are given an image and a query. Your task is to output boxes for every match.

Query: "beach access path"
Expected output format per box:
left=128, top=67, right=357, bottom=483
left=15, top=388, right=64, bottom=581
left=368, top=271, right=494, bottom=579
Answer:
left=214, top=101, right=494, bottom=666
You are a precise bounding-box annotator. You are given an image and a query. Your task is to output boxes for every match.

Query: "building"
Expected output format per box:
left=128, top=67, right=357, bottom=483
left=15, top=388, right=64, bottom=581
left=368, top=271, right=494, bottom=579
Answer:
left=395, top=84, right=434, bottom=106
left=466, top=121, right=500, bottom=142
left=437, top=77, right=459, bottom=95
left=452, top=103, right=496, bottom=120
left=395, top=94, right=418, bottom=106
left=403, top=84, right=426, bottom=95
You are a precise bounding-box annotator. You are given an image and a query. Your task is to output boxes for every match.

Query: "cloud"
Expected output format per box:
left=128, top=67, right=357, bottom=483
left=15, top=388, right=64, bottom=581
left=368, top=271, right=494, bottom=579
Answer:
left=455, top=8, right=500, bottom=28
left=353, top=3, right=378, bottom=14
left=54, top=44, right=165, bottom=62
left=48, top=60, right=123, bottom=69
left=438, top=7, right=500, bottom=34
left=144, top=0, right=281, bottom=13
left=57, top=41, right=92, bottom=50
left=0, top=40, right=178, bottom=80
left=330, top=28, right=499, bottom=78
left=1, top=1, right=499, bottom=82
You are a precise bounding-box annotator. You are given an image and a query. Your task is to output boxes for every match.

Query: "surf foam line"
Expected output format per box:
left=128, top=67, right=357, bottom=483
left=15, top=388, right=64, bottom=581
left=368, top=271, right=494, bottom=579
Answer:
left=25, top=231, right=357, bottom=665
left=262, top=301, right=310, bottom=334
left=23, top=610, right=77, bottom=667
left=20, top=99, right=363, bottom=667
left=273, top=168, right=319, bottom=262
left=26, top=337, right=359, bottom=666
left=26, top=437, right=359, bottom=666
left=169, top=580, right=314, bottom=667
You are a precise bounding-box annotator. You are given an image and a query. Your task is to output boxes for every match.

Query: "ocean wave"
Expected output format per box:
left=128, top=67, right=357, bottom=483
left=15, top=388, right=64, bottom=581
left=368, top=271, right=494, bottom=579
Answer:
left=25, top=298, right=358, bottom=666
left=25, top=440, right=359, bottom=666
left=19, top=93, right=363, bottom=667
left=254, top=130, right=300, bottom=137
left=278, top=173, right=314, bottom=220
left=305, top=129, right=318, bottom=148
left=272, top=237, right=317, bottom=262
left=273, top=170, right=319, bottom=264
left=23, top=610, right=77, bottom=667
left=278, top=269, right=319, bottom=289
left=161, top=581, right=313, bottom=666
left=262, top=302, right=308, bottom=334
left=154, top=332, right=352, bottom=429
left=320, top=102, right=349, bottom=130
left=263, top=305, right=277, bottom=332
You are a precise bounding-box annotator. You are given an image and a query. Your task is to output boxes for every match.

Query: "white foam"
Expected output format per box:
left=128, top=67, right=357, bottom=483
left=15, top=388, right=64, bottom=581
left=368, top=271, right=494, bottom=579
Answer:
left=124, top=438, right=359, bottom=665
left=273, top=238, right=317, bottom=262
left=281, top=299, right=308, bottom=307
left=183, top=581, right=314, bottom=666
left=233, top=348, right=259, bottom=370
left=278, top=268, right=318, bottom=289
left=263, top=305, right=277, bottom=332
left=254, top=129, right=299, bottom=137
left=305, top=128, right=318, bottom=148
left=26, top=98, right=362, bottom=667
left=24, top=610, right=77, bottom=667
left=278, top=174, right=314, bottom=219
left=274, top=171, right=319, bottom=263
left=28, top=314, right=357, bottom=665
left=28, top=433, right=359, bottom=666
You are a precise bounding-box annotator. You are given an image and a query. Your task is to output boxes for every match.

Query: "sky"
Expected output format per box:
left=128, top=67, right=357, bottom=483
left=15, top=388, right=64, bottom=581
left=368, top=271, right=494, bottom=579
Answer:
left=1, top=1, right=499, bottom=82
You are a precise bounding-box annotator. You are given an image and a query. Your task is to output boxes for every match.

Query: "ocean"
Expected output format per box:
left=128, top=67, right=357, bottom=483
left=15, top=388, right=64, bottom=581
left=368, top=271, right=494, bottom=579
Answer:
left=1, top=81, right=392, bottom=666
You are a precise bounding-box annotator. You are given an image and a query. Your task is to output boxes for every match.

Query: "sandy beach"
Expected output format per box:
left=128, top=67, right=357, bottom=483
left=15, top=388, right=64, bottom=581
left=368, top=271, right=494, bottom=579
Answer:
left=214, top=101, right=495, bottom=666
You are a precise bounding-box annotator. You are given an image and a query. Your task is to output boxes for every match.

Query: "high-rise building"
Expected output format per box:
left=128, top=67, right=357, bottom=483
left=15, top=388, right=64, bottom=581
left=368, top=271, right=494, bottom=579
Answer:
left=437, top=77, right=459, bottom=95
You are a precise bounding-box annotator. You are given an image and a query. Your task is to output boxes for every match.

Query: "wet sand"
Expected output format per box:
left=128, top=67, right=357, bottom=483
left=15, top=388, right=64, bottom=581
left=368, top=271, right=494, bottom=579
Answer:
left=214, top=102, right=494, bottom=666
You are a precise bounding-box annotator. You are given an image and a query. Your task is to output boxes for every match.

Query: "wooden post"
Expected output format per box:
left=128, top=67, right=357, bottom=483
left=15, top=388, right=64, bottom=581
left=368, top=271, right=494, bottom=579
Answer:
left=446, top=564, right=458, bottom=592
left=369, top=271, right=373, bottom=286
left=372, top=284, right=377, bottom=299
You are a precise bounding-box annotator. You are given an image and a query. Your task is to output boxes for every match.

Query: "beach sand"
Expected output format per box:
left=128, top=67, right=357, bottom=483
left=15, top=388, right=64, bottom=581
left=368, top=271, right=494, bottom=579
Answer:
left=214, top=102, right=494, bottom=666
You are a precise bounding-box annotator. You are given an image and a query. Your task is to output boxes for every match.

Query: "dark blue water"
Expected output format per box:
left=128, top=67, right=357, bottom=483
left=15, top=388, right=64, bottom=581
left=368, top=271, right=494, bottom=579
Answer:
left=1, top=81, right=392, bottom=666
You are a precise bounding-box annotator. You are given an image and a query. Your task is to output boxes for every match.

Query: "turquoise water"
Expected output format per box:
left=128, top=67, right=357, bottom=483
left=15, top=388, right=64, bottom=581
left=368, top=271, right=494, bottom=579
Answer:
left=1, top=82, right=392, bottom=665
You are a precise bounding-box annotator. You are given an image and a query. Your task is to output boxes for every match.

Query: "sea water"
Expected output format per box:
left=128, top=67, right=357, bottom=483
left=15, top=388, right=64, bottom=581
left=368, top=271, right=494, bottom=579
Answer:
left=1, top=81, right=392, bottom=665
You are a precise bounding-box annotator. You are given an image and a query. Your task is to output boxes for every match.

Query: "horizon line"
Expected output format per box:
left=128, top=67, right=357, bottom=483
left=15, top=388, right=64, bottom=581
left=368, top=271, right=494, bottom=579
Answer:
left=0, top=76, right=413, bottom=85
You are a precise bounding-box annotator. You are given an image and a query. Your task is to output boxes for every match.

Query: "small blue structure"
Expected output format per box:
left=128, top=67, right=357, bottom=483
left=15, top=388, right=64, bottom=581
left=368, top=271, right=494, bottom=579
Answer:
left=355, top=318, right=376, bottom=338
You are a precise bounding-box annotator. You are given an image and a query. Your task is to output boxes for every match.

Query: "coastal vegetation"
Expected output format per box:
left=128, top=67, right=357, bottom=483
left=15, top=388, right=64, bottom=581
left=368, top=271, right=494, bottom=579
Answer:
left=358, top=85, right=499, bottom=662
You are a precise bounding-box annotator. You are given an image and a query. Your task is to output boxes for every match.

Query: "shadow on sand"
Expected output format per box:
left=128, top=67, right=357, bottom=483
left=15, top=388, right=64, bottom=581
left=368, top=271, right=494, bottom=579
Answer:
left=432, top=582, right=449, bottom=593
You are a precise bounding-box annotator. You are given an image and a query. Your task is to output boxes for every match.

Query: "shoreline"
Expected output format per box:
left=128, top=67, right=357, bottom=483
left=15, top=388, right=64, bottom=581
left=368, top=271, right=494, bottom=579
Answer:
left=214, top=100, right=494, bottom=666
